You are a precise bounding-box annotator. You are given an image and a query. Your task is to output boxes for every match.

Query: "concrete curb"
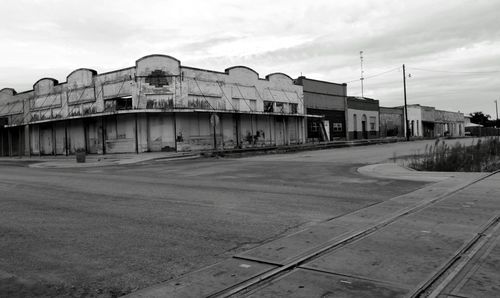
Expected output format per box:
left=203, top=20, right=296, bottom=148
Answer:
left=357, top=163, right=461, bottom=182
left=28, top=153, right=200, bottom=169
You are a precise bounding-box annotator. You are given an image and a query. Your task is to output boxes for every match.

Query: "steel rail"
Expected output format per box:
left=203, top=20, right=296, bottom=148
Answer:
left=209, top=171, right=500, bottom=298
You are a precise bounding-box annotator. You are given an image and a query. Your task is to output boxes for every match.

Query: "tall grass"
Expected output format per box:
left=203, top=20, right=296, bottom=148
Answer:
left=406, top=137, right=500, bottom=172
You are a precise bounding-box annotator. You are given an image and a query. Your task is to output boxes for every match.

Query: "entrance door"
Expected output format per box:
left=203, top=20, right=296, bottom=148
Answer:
left=362, top=115, right=367, bottom=139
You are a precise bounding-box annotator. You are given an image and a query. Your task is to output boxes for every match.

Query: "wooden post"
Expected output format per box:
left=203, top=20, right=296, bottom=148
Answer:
left=19, top=126, right=22, bottom=157
left=37, top=126, right=41, bottom=156
left=101, top=117, right=106, bottom=155
left=8, top=129, right=12, bottom=157
left=52, top=123, right=56, bottom=155
left=65, top=121, right=69, bottom=156
left=173, top=112, right=177, bottom=152
left=135, top=113, right=139, bottom=154
left=1, top=128, right=4, bottom=157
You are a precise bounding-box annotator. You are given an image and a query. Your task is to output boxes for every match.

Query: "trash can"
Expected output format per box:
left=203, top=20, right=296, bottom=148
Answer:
left=76, top=150, right=86, bottom=163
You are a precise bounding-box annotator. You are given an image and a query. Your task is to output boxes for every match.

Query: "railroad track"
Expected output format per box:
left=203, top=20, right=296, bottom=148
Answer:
left=206, top=170, right=500, bottom=298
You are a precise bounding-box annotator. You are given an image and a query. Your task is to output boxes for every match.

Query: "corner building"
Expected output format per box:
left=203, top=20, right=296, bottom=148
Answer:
left=0, top=55, right=307, bottom=156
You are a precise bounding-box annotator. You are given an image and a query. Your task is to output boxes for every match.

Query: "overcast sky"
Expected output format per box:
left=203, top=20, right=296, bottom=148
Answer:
left=1, top=0, right=499, bottom=117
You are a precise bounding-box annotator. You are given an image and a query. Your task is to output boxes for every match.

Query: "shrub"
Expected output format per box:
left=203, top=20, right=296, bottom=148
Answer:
left=406, top=137, right=500, bottom=172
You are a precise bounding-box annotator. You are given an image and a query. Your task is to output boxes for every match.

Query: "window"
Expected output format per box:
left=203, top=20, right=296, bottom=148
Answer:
left=332, top=123, right=343, bottom=131
left=275, top=102, right=284, bottom=113
left=369, top=116, right=376, bottom=131
left=105, top=97, right=132, bottom=111
left=264, top=101, right=274, bottom=112
left=290, top=103, right=298, bottom=114
left=311, top=121, right=319, bottom=132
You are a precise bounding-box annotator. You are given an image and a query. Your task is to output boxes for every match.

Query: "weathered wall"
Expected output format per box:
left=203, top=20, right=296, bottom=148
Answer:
left=296, top=77, right=346, bottom=111
left=379, top=107, right=404, bottom=138
left=307, top=108, right=346, bottom=140
left=0, top=54, right=307, bottom=155
left=405, top=105, right=423, bottom=137
left=347, top=108, right=379, bottom=139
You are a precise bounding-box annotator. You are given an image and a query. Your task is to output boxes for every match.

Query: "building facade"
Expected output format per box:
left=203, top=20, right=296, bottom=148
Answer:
left=0, top=55, right=307, bottom=156
left=347, top=97, right=380, bottom=139
left=403, top=104, right=465, bottom=138
left=294, top=76, right=347, bottom=141
left=379, top=107, right=404, bottom=138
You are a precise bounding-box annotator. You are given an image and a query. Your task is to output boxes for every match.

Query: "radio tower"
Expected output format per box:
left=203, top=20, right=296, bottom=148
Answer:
left=360, top=51, right=364, bottom=98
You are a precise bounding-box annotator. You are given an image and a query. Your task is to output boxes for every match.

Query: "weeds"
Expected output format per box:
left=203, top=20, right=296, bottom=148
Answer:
left=406, top=137, right=500, bottom=172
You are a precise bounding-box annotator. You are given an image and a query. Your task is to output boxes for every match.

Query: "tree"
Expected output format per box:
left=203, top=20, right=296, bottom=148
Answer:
left=469, top=112, right=493, bottom=126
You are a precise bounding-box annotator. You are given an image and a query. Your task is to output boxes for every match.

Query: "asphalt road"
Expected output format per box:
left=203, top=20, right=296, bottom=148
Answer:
left=0, top=138, right=484, bottom=297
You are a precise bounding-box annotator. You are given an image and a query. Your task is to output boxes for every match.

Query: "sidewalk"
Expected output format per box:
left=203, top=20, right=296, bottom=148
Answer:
left=0, top=152, right=200, bottom=168
left=357, top=163, right=462, bottom=182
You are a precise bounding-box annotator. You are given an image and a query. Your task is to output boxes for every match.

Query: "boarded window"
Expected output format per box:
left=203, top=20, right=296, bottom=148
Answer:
left=264, top=101, right=274, bottom=112
left=275, top=102, right=284, bottom=113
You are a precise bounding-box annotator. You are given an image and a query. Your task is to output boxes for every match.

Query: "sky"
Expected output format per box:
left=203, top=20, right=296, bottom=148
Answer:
left=1, top=0, right=499, bottom=118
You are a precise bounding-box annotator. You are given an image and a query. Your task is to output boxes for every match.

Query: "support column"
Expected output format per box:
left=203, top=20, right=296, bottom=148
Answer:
left=135, top=113, right=139, bottom=154
left=1, top=129, right=4, bottom=157
left=18, top=126, right=22, bottom=158
left=37, top=126, right=41, bottom=156
left=83, top=120, right=88, bottom=153
left=52, top=123, right=56, bottom=156
left=101, top=117, right=106, bottom=155
left=27, top=125, right=31, bottom=158
left=235, top=114, right=240, bottom=148
left=65, top=122, right=69, bottom=156
left=8, top=129, right=12, bottom=157
left=173, top=112, right=177, bottom=152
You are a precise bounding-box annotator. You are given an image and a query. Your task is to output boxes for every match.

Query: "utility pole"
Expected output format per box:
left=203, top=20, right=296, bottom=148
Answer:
left=495, top=99, right=499, bottom=137
left=495, top=99, right=498, bottom=127
left=403, top=64, right=409, bottom=141
left=360, top=51, right=364, bottom=98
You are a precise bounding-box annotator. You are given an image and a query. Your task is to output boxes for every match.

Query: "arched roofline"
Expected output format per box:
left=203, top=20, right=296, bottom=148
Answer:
left=33, top=77, right=59, bottom=89
left=135, top=54, right=181, bottom=64
left=224, top=65, right=259, bottom=77
left=0, top=88, right=17, bottom=95
left=66, top=68, right=98, bottom=80
left=265, top=72, right=293, bottom=81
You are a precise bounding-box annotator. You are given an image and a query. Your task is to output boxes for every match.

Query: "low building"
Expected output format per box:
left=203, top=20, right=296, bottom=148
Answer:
left=379, top=107, right=404, bottom=138
left=347, top=96, right=379, bottom=139
left=403, top=104, right=465, bottom=138
left=0, top=55, right=307, bottom=156
left=405, top=104, right=424, bottom=137
left=294, top=76, right=347, bottom=141
left=434, top=109, right=465, bottom=137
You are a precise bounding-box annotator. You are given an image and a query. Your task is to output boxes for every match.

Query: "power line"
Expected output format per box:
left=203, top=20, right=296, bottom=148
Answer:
left=407, top=66, right=500, bottom=74
left=343, top=66, right=401, bottom=84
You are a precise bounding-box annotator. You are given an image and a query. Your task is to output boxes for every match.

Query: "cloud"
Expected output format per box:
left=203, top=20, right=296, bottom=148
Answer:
left=1, top=0, right=499, bottom=116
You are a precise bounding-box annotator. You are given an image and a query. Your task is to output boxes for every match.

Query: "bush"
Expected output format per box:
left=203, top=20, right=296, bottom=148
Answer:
left=406, top=137, right=500, bottom=172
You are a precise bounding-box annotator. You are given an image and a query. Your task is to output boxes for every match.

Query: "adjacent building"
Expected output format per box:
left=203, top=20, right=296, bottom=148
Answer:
left=0, top=55, right=307, bottom=156
left=294, top=76, right=347, bottom=141
left=403, top=104, right=465, bottom=138
left=379, top=107, right=404, bottom=138
left=347, top=96, right=380, bottom=139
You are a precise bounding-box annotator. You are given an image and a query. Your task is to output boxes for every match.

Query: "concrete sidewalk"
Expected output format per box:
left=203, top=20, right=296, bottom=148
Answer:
left=126, top=170, right=495, bottom=297
left=357, top=163, right=462, bottom=182
left=0, top=152, right=200, bottom=168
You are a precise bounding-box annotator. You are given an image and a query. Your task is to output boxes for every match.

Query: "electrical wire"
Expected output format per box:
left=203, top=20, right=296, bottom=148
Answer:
left=342, top=66, right=401, bottom=84
left=407, top=66, right=500, bottom=74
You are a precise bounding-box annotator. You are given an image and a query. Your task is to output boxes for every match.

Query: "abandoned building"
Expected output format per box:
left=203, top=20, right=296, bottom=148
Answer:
left=347, top=96, right=380, bottom=139
left=404, top=104, right=465, bottom=138
left=294, top=76, right=347, bottom=141
left=379, top=107, right=404, bottom=138
left=0, top=54, right=309, bottom=156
